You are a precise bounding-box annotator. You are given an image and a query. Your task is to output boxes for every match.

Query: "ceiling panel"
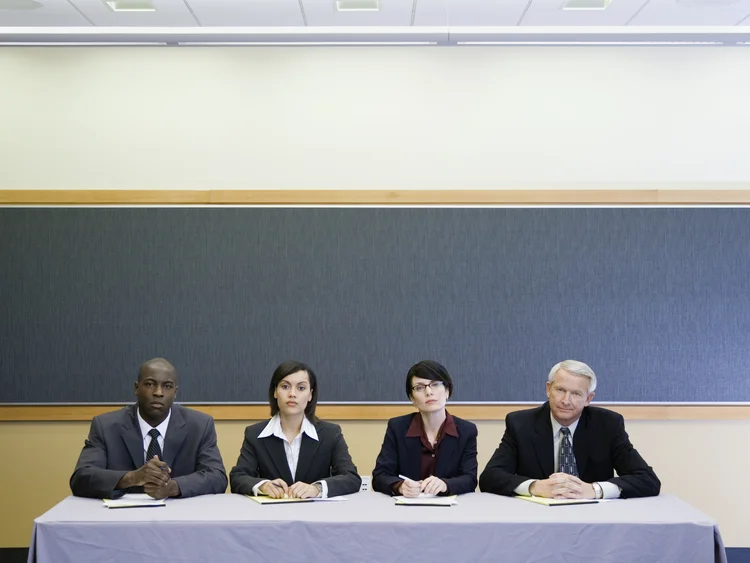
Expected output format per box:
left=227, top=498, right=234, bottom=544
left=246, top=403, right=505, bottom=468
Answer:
left=69, top=0, right=197, bottom=26
left=520, top=0, right=646, bottom=25
left=302, top=0, right=414, bottom=26
left=444, top=0, right=533, bottom=26
left=184, top=0, right=304, bottom=27
left=413, top=0, right=448, bottom=25
left=0, top=0, right=91, bottom=26
left=629, top=0, right=750, bottom=25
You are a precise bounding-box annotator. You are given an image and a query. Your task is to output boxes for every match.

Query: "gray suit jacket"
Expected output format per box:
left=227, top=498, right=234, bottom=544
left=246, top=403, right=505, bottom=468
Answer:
left=70, top=404, right=228, bottom=498
left=230, top=419, right=361, bottom=498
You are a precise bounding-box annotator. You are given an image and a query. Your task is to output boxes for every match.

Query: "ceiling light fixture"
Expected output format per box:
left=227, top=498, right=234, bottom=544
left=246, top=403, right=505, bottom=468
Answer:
left=562, top=0, right=613, bottom=10
left=0, top=0, right=43, bottom=10
left=457, top=40, right=724, bottom=45
left=177, top=41, right=437, bottom=46
left=105, top=0, right=156, bottom=12
left=336, top=0, right=379, bottom=12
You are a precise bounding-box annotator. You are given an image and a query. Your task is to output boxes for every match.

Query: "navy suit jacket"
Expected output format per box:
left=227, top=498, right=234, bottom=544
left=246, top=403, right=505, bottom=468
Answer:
left=229, top=419, right=361, bottom=498
left=372, top=413, right=478, bottom=495
left=70, top=404, right=228, bottom=499
left=479, top=403, right=660, bottom=499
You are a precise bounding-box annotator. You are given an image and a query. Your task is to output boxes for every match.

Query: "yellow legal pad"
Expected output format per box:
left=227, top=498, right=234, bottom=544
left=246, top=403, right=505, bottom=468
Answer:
left=515, top=495, right=599, bottom=506
left=245, top=495, right=348, bottom=504
left=246, top=495, right=316, bottom=504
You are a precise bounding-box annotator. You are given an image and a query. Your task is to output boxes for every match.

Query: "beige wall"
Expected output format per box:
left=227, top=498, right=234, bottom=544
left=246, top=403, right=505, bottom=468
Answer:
left=1, top=417, right=748, bottom=548
left=2, top=46, right=750, bottom=190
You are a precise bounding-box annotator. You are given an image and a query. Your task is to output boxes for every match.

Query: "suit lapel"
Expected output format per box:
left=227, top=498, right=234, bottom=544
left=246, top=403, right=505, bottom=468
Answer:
left=532, top=404, right=555, bottom=478
left=262, top=436, right=294, bottom=485
left=120, top=406, right=145, bottom=469
left=163, top=406, right=187, bottom=469
left=572, top=409, right=590, bottom=478
left=295, top=433, right=321, bottom=483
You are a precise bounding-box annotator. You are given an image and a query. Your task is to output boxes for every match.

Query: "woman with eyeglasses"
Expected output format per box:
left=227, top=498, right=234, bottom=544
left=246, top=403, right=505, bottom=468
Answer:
left=230, top=360, right=361, bottom=499
left=372, top=360, right=478, bottom=497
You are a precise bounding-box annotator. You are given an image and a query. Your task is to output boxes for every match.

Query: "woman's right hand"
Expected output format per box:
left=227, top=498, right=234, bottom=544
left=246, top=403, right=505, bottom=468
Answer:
left=260, top=478, right=289, bottom=498
left=398, top=478, right=422, bottom=498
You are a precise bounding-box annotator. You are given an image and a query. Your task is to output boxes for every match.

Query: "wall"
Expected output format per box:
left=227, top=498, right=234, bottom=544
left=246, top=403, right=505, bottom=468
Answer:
left=2, top=46, right=750, bottom=190
left=1, top=417, right=748, bottom=548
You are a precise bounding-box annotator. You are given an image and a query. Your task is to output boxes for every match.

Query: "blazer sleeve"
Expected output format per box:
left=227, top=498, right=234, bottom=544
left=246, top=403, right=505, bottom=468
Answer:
left=608, top=415, right=661, bottom=498
left=320, top=426, right=361, bottom=497
left=372, top=419, right=402, bottom=495
left=478, top=415, right=533, bottom=496
left=442, top=423, right=478, bottom=495
left=171, top=417, right=228, bottom=497
left=69, top=416, right=130, bottom=499
left=229, top=427, right=265, bottom=494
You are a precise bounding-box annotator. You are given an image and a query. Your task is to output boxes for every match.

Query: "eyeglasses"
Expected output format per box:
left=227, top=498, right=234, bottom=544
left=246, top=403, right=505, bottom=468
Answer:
left=411, top=381, right=445, bottom=394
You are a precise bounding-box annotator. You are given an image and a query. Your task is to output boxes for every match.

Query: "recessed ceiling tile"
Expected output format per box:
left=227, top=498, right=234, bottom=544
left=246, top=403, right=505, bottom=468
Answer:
left=69, top=0, right=197, bottom=26
left=629, top=0, right=750, bottom=25
left=185, top=0, right=305, bottom=27
left=0, top=0, right=92, bottom=26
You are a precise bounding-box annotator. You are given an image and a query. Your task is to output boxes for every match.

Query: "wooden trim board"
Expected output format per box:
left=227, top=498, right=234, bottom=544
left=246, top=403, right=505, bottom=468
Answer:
left=3, top=189, right=750, bottom=205
left=1, top=404, right=748, bottom=422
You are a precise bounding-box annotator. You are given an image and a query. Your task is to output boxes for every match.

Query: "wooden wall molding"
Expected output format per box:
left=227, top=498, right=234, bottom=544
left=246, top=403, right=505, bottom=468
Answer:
left=3, top=189, right=750, bottom=205
left=1, top=404, right=749, bottom=422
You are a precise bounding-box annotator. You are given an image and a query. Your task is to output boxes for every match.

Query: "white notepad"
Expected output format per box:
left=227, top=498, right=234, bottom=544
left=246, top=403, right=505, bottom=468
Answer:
left=103, top=494, right=166, bottom=509
left=394, top=495, right=458, bottom=506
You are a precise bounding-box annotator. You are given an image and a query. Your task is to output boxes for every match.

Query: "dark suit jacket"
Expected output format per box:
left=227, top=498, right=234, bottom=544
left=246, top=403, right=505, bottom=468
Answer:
left=372, top=413, right=478, bottom=495
left=70, top=404, right=228, bottom=499
left=479, top=403, right=660, bottom=499
left=229, top=419, right=361, bottom=497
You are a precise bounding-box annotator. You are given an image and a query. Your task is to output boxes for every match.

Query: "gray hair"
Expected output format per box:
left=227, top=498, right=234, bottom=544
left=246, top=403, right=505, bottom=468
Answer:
left=547, top=360, right=597, bottom=394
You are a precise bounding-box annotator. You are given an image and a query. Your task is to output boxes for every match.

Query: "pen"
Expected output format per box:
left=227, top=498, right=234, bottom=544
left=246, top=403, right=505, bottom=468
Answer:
left=398, top=474, right=417, bottom=482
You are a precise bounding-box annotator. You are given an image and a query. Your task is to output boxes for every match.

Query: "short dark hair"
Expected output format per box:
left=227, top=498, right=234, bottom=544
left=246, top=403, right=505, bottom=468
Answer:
left=405, top=360, right=453, bottom=399
left=268, top=360, right=318, bottom=422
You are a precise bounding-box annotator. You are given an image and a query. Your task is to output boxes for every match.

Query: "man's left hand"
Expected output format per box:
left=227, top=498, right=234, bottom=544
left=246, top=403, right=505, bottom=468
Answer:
left=144, top=479, right=180, bottom=499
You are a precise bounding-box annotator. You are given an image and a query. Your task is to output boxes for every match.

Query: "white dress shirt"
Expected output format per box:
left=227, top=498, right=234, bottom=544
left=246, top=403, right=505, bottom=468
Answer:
left=514, top=414, right=621, bottom=499
left=137, top=407, right=171, bottom=464
left=251, top=415, right=328, bottom=498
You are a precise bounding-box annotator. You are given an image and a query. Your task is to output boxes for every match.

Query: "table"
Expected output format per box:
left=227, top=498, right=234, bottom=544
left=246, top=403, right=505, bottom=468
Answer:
left=29, top=492, right=726, bottom=563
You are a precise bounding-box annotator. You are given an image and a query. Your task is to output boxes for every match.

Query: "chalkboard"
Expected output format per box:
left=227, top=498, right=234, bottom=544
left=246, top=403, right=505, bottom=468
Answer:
left=1, top=207, right=749, bottom=404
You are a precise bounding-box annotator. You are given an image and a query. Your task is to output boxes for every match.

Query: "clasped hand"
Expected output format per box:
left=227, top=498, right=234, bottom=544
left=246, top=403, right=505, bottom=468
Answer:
left=530, top=473, right=596, bottom=499
left=138, top=456, right=178, bottom=499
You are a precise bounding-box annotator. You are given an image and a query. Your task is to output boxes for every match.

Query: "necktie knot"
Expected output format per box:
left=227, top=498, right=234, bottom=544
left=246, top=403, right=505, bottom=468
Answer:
left=148, top=429, right=160, bottom=439
left=561, top=427, right=571, bottom=437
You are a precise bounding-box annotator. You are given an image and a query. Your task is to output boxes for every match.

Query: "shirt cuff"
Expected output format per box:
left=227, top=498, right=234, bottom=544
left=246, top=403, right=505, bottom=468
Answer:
left=514, top=479, right=535, bottom=496
left=313, top=480, right=328, bottom=499
left=252, top=480, right=270, bottom=496
left=598, top=481, right=622, bottom=499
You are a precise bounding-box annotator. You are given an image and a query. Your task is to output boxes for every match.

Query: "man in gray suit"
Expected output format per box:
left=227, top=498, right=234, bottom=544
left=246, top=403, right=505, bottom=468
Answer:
left=70, top=358, right=227, bottom=499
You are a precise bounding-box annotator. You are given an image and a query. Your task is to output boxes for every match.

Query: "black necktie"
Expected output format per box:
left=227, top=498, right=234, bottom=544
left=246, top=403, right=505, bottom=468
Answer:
left=559, top=427, right=578, bottom=477
left=146, top=428, right=162, bottom=462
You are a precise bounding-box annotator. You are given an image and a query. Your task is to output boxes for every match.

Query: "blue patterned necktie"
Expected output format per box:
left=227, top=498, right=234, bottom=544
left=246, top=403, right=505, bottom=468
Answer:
left=146, top=428, right=162, bottom=461
left=559, top=427, right=578, bottom=477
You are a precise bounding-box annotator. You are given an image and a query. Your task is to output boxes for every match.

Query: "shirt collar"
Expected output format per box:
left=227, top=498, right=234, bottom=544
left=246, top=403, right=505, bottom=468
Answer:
left=406, top=411, right=459, bottom=438
left=258, top=414, right=319, bottom=442
left=136, top=407, right=171, bottom=439
left=550, top=413, right=580, bottom=438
